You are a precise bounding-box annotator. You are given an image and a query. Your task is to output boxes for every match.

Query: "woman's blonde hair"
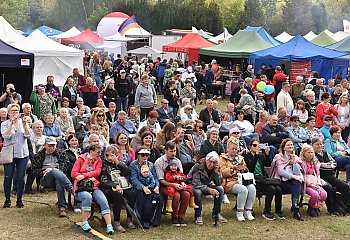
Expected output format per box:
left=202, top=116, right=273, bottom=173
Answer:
left=6, top=103, right=19, bottom=114
left=300, top=144, right=315, bottom=162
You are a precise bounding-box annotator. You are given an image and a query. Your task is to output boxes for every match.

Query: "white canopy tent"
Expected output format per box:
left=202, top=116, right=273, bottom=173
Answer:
left=208, top=28, right=232, bottom=44
left=0, top=16, right=25, bottom=44
left=332, top=31, right=350, bottom=42
left=12, top=30, right=84, bottom=86
left=53, top=26, right=81, bottom=39
left=275, top=31, right=294, bottom=43
left=304, top=31, right=317, bottom=41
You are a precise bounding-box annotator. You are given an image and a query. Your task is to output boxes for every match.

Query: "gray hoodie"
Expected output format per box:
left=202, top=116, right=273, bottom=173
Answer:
left=135, top=83, right=157, bottom=108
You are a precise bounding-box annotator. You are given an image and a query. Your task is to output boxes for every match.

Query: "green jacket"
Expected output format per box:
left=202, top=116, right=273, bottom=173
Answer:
left=29, top=91, right=56, bottom=119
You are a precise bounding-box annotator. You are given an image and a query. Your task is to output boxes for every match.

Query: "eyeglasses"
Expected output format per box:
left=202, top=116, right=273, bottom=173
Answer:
left=292, top=119, right=300, bottom=122
left=67, top=132, right=75, bottom=135
left=139, top=153, right=150, bottom=157
left=197, top=126, right=203, bottom=129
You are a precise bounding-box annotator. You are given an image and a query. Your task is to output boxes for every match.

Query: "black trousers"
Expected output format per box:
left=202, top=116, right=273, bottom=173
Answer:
left=323, top=175, right=350, bottom=212
left=105, top=189, right=136, bottom=221
left=256, top=183, right=282, bottom=213
left=140, top=107, right=153, bottom=121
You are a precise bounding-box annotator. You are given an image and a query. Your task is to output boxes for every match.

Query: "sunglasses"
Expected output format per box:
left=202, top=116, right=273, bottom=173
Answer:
left=292, top=119, right=300, bottom=122
left=97, top=115, right=104, bottom=117
left=197, top=126, right=203, bottom=129
left=186, top=108, right=193, bottom=110
left=232, top=132, right=240, bottom=134
left=139, top=153, right=150, bottom=157
left=252, top=143, right=259, bottom=147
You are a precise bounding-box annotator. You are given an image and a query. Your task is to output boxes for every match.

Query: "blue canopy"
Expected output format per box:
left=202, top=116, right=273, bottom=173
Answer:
left=250, top=35, right=350, bottom=80
left=24, top=25, right=62, bottom=37
left=245, top=26, right=281, bottom=46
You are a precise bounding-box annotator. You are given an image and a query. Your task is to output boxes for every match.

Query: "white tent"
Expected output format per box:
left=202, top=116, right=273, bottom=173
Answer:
left=208, top=28, right=232, bottom=44
left=332, top=31, right=350, bottom=42
left=53, top=26, right=81, bottom=39
left=275, top=31, right=294, bottom=43
left=12, top=30, right=84, bottom=86
left=304, top=31, right=317, bottom=41
left=0, top=16, right=25, bottom=44
left=104, top=32, right=143, bottom=41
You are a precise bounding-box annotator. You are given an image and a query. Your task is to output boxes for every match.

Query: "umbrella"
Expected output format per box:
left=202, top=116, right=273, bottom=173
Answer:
left=122, top=197, right=145, bottom=232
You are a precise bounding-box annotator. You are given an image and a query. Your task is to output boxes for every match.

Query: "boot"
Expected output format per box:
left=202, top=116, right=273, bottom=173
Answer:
left=307, top=206, right=317, bottom=217
left=113, top=221, right=126, bottom=233
left=166, top=199, right=173, bottom=213
left=16, top=198, right=24, bottom=208
left=189, top=196, right=199, bottom=209
left=3, top=198, right=11, bottom=208
left=292, top=199, right=304, bottom=221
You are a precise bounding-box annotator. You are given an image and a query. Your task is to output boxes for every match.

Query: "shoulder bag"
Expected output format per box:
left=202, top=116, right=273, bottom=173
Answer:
left=0, top=144, right=14, bottom=165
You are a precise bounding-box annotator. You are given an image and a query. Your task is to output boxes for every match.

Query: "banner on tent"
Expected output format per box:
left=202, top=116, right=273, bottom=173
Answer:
left=290, top=61, right=311, bottom=84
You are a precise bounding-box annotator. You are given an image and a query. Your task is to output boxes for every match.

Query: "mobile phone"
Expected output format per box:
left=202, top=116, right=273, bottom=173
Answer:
left=259, top=143, right=268, bottom=149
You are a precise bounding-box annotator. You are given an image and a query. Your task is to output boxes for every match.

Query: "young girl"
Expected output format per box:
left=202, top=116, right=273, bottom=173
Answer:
left=164, top=159, right=198, bottom=213
left=114, top=132, right=135, bottom=166
left=300, top=145, right=327, bottom=217
left=292, top=100, right=308, bottom=124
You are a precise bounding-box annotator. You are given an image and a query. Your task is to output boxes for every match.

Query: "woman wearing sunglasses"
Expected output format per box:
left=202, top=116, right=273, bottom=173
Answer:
left=233, top=110, right=259, bottom=145
left=90, top=109, right=109, bottom=141
left=180, top=105, right=198, bottom=123
left=243, top=139, right=284, bottom=221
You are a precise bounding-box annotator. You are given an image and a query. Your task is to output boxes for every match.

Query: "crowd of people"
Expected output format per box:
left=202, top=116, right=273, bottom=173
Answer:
left=1, top=52, right=350, bottom=236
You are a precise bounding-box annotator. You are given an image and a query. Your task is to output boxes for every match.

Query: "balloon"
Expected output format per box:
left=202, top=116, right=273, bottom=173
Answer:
left=263, top=85, right=275, bottom=94
left=256, top=81, right=267, bottom=91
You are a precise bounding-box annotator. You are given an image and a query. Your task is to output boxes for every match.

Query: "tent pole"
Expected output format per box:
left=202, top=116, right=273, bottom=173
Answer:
left=331, top=65, right=334, bottom=79
left=1, top=74, right=4, bottom=95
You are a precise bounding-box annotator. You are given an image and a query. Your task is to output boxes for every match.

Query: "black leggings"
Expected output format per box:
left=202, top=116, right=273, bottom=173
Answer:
left=257, top=183, right=282, bottom=213
left=105, top=189, right=136, bottom=221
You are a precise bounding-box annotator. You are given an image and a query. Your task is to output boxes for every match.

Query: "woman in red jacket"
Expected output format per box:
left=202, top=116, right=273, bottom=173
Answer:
left=315, top=92, right=338, bottom=128
left=71, top=144, right=114, bottom=235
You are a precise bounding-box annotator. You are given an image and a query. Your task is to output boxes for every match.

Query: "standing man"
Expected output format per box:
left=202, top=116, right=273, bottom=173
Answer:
left=273, top=66, right=287, bottom=98
left=290, top=76, right=305, bottom=103
left=45, top=76, right=61, bottom=108
left=115, top=69, right=131, bottom=112
left=0, top=83, right=22, bottom=107
left=277, top=82, right=293, bottom=114
left=80, top=77, right=99, bottom=109
left=72, top=68, right=86, bottom=92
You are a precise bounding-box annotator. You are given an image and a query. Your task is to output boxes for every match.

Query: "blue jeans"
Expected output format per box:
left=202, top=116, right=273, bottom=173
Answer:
left=76, top=189, right=111, bottom=215
left=242, top=133, right=259, bottom=145
left=4, top=156, right=29, bottom=199
left=334, top=156, right=350, bottom=182
left=266, top=101, right=274, bottom=115
left=280, top=180, right=302, bottom=206
left=116, top=97, right=128, bottom=113
left=41, top=168, right=73, bottom=208
left=193, top=184, right=224, bottom=218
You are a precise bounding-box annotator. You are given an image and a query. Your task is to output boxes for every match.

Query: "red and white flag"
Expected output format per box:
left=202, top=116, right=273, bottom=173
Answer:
left=343, top=20, right=350, bottom=32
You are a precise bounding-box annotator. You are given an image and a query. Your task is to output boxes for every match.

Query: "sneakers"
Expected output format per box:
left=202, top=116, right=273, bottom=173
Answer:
left=217, top=96, right=222, bottom=100
left=262, top=212, right=275, bottom=221
left=106, top=224, right=114, bottom=235
left=213, top=95, right=217, bottom=99
left=74, top=207, right=82, bottom=213
left=276, top=212, right=286, bottom=220
left=172, top=218, right=180, bottom=227
left=307, top=206, right=317, bottom=217
left=178, top=218, right=187, bottom=227
left=236, top=211, right=245, bottom=222
left=244, top=210, right=255, bottom=221
left=127, top=218, right=136, bottom=229
left=58, top=208, right=67, bottom=217
left=3, top=198, right=11, bottom=208
left=222, top=194, right=230, bottom=204
left=205, top=195, right=213, bottom=199
left=195, top=216, right=203, bottom=225
left=217, top=214, right=228, bottom=223
left=82, top=221, right=92, bottom=232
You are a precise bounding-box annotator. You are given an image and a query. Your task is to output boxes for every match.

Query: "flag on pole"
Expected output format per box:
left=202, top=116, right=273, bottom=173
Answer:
left=343, top=20, right=350, bottom=32
left=118, top=15, right=140, bottom=36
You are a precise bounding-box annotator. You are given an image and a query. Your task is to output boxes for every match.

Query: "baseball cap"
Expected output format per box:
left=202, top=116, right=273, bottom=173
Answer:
left=120, top=69, right=126, bottom=73
left=238, top=79, right=244, bottom=84
left=161, top=99, right=169, bottom=104
left=138, top=148, right=151, bottom=155
left=45, top=136, right=57, bottom=145
left=323, top=115, right=332, bottom=121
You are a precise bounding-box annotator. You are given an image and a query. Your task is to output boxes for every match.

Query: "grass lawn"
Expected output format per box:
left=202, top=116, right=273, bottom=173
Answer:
left=0, top=97, right=349, bottom=239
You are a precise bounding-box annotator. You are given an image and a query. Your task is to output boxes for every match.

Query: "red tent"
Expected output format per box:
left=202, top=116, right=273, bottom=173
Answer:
left=61, top=28, right=103, bottom=44
left=162, top=33, right=215, bottom=63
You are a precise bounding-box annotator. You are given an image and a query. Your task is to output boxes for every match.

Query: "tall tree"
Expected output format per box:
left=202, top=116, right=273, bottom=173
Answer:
left=240, top=0, right=267, bottom=29
left=219, top=0, right=245, bottom=33
left=311, top=0, right=328, bottom=33
left=0, top=0, right=29, bottom=28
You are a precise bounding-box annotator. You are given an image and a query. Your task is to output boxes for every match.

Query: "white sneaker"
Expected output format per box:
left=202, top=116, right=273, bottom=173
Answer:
left=236, top=211, right=245, bottom=222
left=213, top=95, right=217, bottom=99
left=217, top=96, right=222, bottom=100
left=195, top=216, right=203, bottom=225
left=222, top=194, right=230, bottom=204
left=244, top=210, right=255, bottom=221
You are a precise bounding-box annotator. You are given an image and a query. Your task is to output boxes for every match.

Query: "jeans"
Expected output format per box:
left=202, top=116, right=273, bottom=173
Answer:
left=334, top=156, right=350, bottom=182
left=4, top=156, right=29, bottom=199
left=76, top=189, right=110, bottom=215
left=280, top=180, right=302, bottom=206
left=41, top=168, right=73, bottom=208
left=193, top=184, right=224, bottom=218
left=232, top=184, right=256, bottom=210
left=116, top=97, right=128, bottom=113
left=135, top=190, right=163, bottom=228
left=242, top=133, right=259, bottom=145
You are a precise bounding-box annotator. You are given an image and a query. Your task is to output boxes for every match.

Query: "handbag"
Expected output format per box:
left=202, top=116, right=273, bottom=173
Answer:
left=76, top=180, right=94, bottom=193
left=110, top=169, right=132, bottom=190
left=305, top=174, right=318, bottom=185
left=0, top=144, right=14, bottom=165
left=238, top=172, right=255, bottom=186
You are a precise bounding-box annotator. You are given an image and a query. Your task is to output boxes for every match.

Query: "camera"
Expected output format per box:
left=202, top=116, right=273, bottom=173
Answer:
left=184, top=126, right=194, bottom=135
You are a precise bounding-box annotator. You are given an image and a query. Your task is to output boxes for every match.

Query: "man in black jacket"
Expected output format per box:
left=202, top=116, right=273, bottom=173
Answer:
left=261, top=115, right=289, bottom=157
left=199, top=99, right=220, bottom=131
left=230, top=79, right=254, bottom=104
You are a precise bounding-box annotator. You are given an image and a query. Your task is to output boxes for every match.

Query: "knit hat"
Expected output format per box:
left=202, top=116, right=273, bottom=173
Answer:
left=141, top=165, right=150, bottom=174
left=168, top=159, right=178, bottom=167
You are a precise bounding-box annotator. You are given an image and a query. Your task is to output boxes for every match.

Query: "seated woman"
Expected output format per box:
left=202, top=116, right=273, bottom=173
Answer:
left=287, top=115, right=310, bottom=154
left=64, top=134, right=81, bottom=178
left=233, top=110, right=259, bottom=145
left=222, top=127, right=248, bottom=154
left=100, top=145, right=136, bottom=232
left=199, top=127, right=225, bottom=160
left=114, top=132, right=135, bottom=166
left=129, top=148, right=161, bottom=229
left=71, top=144, right=114, bottom=235
left=130, top=126, right=151, bottom=151
left=180, top=105, right=198, bottom=123
left=300, top=145, right=327, bottom=217
left=140, top=131, right=161, bottom=163
left=324, top=125, right=350, bottom=184
left=305, top=116, right=324, bottom=141
left=55, top=108, right=74, bottom=134
left=243, top=139, right=284, bottom=221
left=270, top=138, right=304, bottom=221
left=138, top=111, right=161, bottom=136
left=90, top=109, right=109, bottom=142
left=219, top=113, right=235, bottom=140
left=43, top=113, right=63, bottom=142
left=72, top=106, right=89, bottom=147
left=218, top=138, right=256, bottom=222
left=155, top=122, right=176, bottom=153
left=255, top=111, right=269, bottom=139
left=312, top=137, right=350, bottom=215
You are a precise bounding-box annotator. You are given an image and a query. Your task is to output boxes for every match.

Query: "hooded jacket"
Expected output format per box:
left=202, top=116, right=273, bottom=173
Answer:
left=135, top=82, right=157, bottom=108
